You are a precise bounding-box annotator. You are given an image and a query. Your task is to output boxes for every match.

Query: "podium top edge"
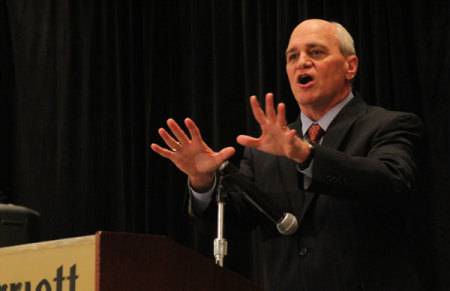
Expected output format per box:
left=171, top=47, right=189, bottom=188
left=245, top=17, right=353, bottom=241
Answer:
left=0, top=232, right=174, bottom=256
left=0, top=234, right=96, bottom=255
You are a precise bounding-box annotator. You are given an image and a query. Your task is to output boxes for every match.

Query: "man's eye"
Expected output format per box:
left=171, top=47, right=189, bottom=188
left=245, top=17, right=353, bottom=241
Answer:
left=310, top=50, right=326, bottom=58
left=288, top=54, right=297, bottom=61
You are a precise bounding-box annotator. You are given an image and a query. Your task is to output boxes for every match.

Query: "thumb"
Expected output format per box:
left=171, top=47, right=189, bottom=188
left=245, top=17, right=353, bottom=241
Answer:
left=236, top=135, right=260, bottom=147
left=216, top=147, right=236, bottom=163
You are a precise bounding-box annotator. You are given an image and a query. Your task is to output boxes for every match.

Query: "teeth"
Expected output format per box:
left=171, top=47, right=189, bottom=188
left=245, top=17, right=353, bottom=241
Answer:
left=299, top=75, right=313, bottom=85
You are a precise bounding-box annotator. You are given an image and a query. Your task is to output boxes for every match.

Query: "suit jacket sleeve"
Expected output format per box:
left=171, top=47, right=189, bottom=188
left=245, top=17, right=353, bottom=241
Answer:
left=310, top=109, right=423, bottom=211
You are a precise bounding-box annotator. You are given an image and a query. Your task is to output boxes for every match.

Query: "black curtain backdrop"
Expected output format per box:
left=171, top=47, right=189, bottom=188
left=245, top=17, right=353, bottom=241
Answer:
left=1, top=0, right=449, bottom=289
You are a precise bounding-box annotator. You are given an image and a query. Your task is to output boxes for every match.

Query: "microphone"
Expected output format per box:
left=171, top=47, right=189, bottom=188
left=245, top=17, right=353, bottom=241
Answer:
left=218, top=161, right=298, bottom=235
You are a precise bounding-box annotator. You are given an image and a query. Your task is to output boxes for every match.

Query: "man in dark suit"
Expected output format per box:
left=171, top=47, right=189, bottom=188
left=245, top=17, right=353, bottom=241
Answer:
left=151, top=19, right=423, bottom=290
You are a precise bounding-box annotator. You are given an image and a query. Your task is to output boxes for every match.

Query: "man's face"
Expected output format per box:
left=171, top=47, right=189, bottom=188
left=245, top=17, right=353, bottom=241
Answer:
left=286, top=20, right=357, bottom=115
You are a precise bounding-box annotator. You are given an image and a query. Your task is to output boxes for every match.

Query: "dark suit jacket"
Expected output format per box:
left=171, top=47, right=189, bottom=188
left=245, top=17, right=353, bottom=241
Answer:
left=190, top=95, right=424, bottom=291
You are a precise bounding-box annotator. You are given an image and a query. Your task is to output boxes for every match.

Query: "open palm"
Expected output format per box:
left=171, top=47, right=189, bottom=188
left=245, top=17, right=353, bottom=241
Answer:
left=237, top=93, right=304, bottom=159
left=151, top=118, right=235, bottom=184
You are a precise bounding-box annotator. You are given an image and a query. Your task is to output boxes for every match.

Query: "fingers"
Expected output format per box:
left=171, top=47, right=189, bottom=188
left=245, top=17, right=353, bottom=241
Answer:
left=153, top=118, right=192, bottom=155
left=157, top=127, right=183, bottom=152
left=249, top=95, right=267, bottom=125
left=156, top=118, right=204, bottom=149
left=167, top=118, right=191, bottom=145
left=265, top=93, right=277, bottom=122
left=276, top=102, right=287, bottom=127
left=250, top=93, right=286, bottom=127
left=150, top=143, right=175, bottom=159
left=184, top=118, right=203, bottom=142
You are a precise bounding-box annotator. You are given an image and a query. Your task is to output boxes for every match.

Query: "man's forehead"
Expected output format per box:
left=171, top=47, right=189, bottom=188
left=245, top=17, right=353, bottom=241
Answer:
left=290, top=20, right=335, bottom=40
left=287, top=20, right=337, bottom=50
left=294, top=19, right=336, bottom=34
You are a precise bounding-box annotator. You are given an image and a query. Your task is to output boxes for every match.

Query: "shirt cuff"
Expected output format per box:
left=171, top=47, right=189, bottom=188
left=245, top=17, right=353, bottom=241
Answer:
left=297, top=160, right=313, bottom=177
left=189, top=174, right=217, bottom=214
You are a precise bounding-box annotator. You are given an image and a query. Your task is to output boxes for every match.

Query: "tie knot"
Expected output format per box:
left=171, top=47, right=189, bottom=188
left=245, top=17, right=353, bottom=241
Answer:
left=307, top=123, right=324, bottom=143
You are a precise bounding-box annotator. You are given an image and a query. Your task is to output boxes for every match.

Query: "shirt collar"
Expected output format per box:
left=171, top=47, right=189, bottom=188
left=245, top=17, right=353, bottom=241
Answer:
left=300, top=91, right=354, bottom=136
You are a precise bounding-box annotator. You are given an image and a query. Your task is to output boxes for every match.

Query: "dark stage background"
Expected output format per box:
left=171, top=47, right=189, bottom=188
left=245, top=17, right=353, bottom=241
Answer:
left=1, top=0, right=449, bottom=289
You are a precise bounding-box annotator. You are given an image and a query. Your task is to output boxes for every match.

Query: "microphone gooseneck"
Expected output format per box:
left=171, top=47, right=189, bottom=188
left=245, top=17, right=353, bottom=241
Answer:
left=218, top=161, right=298, bottom=236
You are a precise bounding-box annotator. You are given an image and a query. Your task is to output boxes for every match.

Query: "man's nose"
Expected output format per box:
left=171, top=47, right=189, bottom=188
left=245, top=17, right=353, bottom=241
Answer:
left=297, top=54, right=312, bottom=68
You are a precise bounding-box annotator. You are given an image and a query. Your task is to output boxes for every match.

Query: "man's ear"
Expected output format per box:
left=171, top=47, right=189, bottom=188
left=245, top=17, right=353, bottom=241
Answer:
left=345, top=55, right=358, bottom=81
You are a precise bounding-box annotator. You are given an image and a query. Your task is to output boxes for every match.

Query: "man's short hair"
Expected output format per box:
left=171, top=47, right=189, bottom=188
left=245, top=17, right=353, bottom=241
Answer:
left=332, top=22, right=356, bottom=56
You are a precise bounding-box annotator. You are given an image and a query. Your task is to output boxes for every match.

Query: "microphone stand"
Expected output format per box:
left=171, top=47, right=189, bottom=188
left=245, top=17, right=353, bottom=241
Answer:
left=213, top=160, right=298, bottom=266
left=214, top=175, right=228, bottom=267
left=218, top=161, right=298, bottom=235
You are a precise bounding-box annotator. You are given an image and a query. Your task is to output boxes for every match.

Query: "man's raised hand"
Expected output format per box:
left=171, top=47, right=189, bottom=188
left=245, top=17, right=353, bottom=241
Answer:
left=151, top=118, right=235, bottom=191
left=236, top=93, right=310, bottom=163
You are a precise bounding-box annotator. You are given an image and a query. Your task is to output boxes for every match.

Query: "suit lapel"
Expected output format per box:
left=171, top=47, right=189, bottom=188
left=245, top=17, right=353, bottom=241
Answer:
left=299, top=95, right=367, bottom=222
left=321, top=95, right=367, bottom=149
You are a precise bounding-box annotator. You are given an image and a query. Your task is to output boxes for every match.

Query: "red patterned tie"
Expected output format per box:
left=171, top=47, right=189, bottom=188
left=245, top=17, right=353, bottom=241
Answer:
left=307, top=123, right=324, bottom=143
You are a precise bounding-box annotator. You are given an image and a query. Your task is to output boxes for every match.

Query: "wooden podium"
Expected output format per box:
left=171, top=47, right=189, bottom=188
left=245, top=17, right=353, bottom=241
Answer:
left=0, top=231, right=265, bottom=291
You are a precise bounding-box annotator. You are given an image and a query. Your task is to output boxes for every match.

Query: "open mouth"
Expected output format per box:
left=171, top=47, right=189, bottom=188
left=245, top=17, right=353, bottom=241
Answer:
left=298, top=75, right=313, bottom=85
